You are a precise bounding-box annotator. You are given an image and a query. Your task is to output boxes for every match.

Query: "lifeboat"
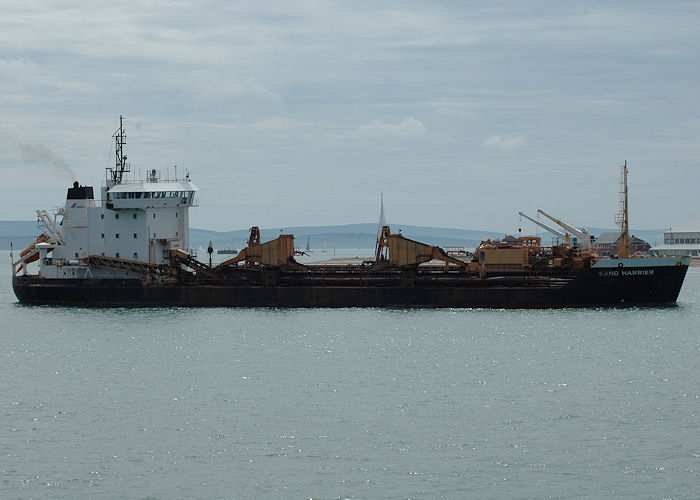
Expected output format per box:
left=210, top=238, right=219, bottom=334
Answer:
left=19, top=233, right=54, bottom=264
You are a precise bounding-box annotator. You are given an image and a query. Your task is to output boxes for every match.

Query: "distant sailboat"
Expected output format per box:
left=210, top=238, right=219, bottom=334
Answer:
left=305, top=236, right=312, bottom=252
left=375, top=193, right=386, bottom=256
left=322, top=240, right=328, bottom=253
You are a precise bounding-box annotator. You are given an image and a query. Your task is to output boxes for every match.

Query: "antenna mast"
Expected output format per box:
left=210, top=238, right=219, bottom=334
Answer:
left=110, top=115, right=130, bottom=185
left=615, top=161, right=630, bottom=259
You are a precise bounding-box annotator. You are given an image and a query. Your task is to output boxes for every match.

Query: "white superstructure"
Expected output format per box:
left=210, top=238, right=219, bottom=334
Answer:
left=13, top=116, right=199, bottom=279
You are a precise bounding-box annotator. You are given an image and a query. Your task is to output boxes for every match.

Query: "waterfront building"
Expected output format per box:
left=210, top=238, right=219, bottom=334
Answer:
left=649, top=220, right=700, bottom=257
left=593, top=232, right=650, bottom=257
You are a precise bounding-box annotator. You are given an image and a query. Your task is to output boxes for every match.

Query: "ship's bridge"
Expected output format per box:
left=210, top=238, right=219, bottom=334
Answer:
left=105, top=179, right=199, bottom=209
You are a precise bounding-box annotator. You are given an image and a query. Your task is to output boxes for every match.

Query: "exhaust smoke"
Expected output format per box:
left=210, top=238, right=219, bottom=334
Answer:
left=18, top=141, right=78, bottom=182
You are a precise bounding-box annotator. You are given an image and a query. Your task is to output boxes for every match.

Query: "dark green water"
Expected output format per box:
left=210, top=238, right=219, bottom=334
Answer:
left=2, top=252, right=698, bottom=499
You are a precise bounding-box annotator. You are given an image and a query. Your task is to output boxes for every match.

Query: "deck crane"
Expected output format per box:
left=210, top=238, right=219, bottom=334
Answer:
left=36, top=209, right=65, bottom=245
left=518, top=212, right=572, bottom=245
left=537, top=209, right=594, bottom=248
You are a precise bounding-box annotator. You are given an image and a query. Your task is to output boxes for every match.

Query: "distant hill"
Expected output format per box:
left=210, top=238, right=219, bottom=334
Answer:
left=0, top=221, right=40, bottom=249
left=0, top=221, right=38, bottom=237
left=1, top=220, right=667, bottom=252
left=190, top=224, right=667, bottom=250
left=190, top=223, right=502, bottom=251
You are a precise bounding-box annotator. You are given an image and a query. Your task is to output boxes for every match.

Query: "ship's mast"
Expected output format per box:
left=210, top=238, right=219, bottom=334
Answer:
left=110, top=115, right=130, bottom=185
left=615, top=161, right=630, bottom=259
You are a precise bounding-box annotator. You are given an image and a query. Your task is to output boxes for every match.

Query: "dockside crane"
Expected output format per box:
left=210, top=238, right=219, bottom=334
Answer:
left=518, top=212, right=572, bottom=245
left=537, top=209, right=594, bottom=248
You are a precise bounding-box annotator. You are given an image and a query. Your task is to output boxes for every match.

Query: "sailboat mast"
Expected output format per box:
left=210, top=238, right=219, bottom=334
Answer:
left=375, top=193, right=386, bottom=256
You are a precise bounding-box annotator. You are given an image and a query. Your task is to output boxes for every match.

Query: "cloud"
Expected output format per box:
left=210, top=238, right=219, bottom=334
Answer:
left=178, top=74, right=282, bottom=115
left=250, top=117, right=308, bottom=131
left=0, top=58, right=98, bottom=103
left=484, top=135, right=528, bottom=150
left=0, top=58, right=40, bottom=84
left=353, top=117, right=427, bottom=139
left=0, top=2, right=698, bottom=230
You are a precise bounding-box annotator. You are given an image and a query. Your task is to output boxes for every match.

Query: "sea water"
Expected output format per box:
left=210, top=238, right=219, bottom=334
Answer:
left=1, top=251, right=698, bottom=499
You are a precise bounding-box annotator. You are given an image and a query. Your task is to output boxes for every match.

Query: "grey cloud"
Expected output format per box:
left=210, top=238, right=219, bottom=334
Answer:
left=178, top=74, right=283, bottom=116
left=0, top=2, right=698, bottom=229
left=484, top=135, right=528, bottom=150
left=353, top=117, right=427, bottom=139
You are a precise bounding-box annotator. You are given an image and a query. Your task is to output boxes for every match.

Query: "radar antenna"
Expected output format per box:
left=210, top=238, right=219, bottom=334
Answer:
left=109, top=115, right=130, bottom=185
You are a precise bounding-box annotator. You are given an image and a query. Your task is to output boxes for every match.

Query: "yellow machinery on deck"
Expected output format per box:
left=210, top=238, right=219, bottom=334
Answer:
left=375, top=226, right=468, bottom=269
left=217, top=227, right=298, bottom=269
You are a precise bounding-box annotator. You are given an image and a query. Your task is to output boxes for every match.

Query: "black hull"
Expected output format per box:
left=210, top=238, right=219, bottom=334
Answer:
left=12, top=264, right=689, bottom=308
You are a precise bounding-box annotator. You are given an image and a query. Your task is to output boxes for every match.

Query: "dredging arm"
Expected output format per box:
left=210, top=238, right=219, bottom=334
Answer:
left=376, top=225, right=467, bottom=269
left=216, top=226, right=303, bottom=269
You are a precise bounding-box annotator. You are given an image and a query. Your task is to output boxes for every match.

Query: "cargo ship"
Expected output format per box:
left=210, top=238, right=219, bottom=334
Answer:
left=11, top=118, right=690, bottom=308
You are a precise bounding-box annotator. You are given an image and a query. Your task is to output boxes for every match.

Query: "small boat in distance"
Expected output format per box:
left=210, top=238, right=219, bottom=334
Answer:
left=217, top=240, right=237, bottom=255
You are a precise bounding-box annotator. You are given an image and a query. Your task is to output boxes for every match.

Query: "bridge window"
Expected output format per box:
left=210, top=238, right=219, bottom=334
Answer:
left=133, top=213, right=137, bottom=219
left=133, top=233, right=138, bottom=239
left=116, top=252, right=120, bottom=258
left=115, top=214, right=119, bottom=219
left=116, top=233, right=120, bottom=238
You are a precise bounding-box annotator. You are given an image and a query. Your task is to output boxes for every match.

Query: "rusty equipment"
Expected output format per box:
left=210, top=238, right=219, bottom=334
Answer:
left=375, top=226, right=467, bottom=269
left=15, top=233, right=54, bottom=270
left=217, top=226, right=299, bottom=269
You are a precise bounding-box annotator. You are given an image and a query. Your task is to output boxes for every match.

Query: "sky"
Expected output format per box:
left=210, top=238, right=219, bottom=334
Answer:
left=0, top=1, right=698, bottom=233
